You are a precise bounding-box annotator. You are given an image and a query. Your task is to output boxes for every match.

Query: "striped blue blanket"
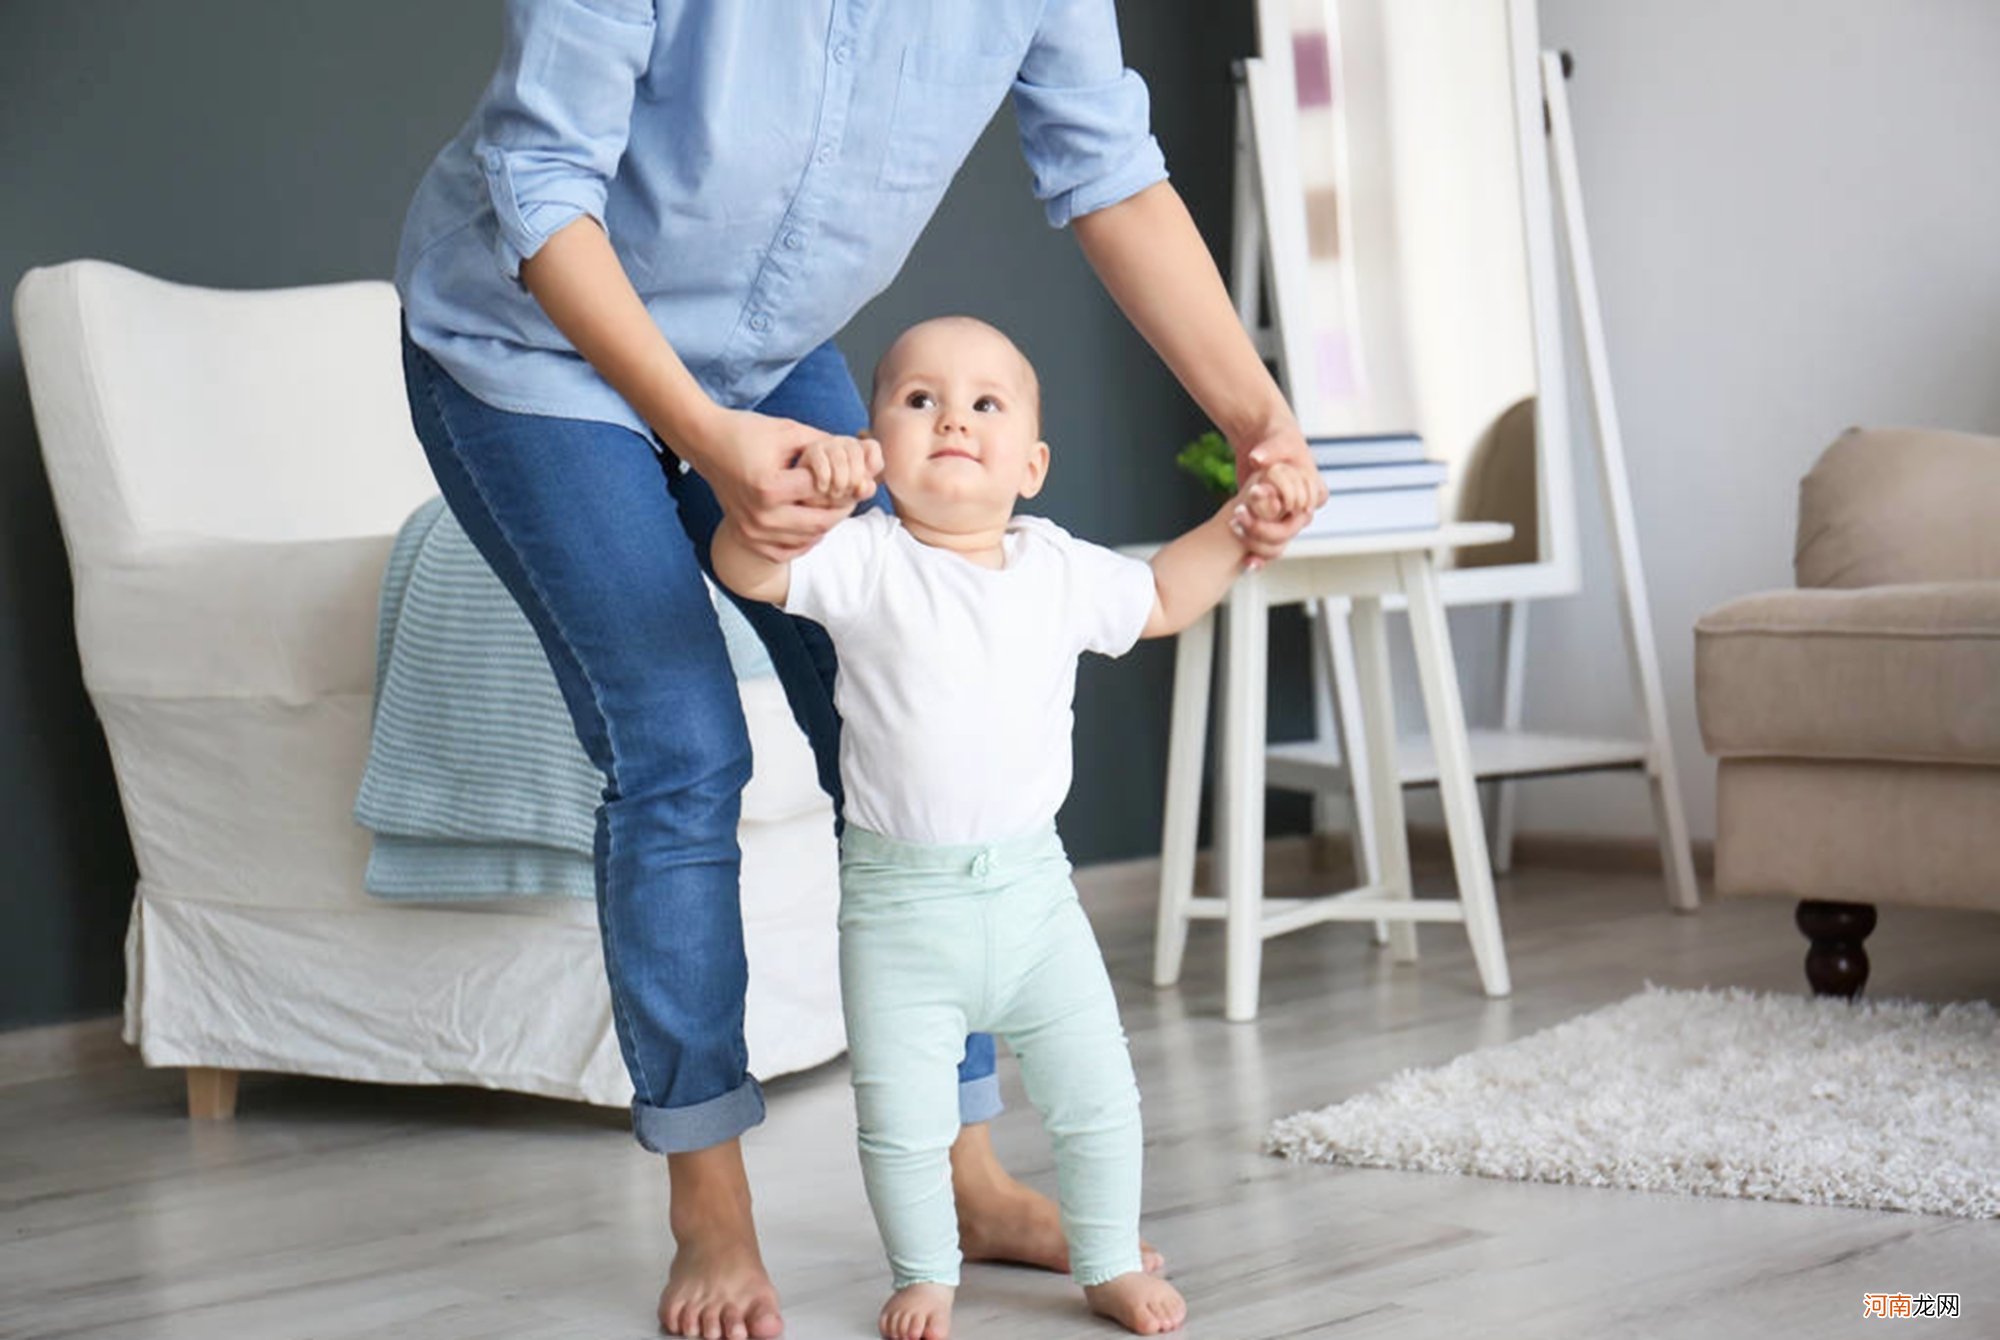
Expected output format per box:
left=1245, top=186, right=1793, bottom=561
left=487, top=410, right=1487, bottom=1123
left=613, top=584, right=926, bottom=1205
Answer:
left=354, top=497, right=772, bottom=900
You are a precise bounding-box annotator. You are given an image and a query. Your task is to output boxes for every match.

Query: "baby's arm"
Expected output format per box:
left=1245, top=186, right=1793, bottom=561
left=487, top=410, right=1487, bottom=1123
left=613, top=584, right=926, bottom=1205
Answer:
left=711, top=516, right=793, bottom=604
left=712, top=435, right=882, bottom=606
left=1141, top=462, right=1315, bottom=639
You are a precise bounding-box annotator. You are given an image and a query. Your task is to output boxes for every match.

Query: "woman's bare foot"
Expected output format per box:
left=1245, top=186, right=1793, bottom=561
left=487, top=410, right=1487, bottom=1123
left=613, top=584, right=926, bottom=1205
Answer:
left=1084, top=1272, right=1187, bottom=1335
left=657, top=1141, right=784, bottom=1340
left=879, top=1282, right=954, bottom=1340
left=950, top=1124, right=1164, bottom=1275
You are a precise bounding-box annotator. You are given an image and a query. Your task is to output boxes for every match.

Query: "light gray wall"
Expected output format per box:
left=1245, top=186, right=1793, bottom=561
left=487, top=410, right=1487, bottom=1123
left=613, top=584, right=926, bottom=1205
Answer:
left=1506, top=0, right=2000, bottom=844
left=0, top=1, right=1260, bottom=1028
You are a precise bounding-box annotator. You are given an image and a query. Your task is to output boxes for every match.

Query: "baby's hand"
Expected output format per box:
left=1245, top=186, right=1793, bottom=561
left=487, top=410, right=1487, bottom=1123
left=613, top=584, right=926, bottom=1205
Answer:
left=1239, top=460, right=1317, bottom=526
left=796, top=434, right=883, bottom=506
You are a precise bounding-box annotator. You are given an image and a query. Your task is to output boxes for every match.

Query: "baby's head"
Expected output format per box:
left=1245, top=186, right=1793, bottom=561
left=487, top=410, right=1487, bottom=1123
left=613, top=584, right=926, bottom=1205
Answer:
left=867, top=316, right=1048, bottom=532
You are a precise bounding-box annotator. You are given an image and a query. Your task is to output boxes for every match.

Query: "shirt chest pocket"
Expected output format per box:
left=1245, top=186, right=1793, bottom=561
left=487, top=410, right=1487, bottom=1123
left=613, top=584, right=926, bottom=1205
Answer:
left=877, top=44, right=1021, bottom=192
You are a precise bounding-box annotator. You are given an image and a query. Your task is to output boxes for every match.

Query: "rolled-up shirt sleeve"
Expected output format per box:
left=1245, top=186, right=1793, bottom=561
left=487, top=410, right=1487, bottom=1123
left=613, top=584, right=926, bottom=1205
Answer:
left=473, top=0, right=656, bottom=280
left=1010, top=0, right=1170, bottom=229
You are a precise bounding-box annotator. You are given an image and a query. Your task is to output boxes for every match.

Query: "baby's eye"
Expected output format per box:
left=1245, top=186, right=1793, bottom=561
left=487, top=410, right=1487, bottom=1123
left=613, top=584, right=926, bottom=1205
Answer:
left=904, top=390, right=935, bottom=410
left=973, top=395, right=1002, bottom=413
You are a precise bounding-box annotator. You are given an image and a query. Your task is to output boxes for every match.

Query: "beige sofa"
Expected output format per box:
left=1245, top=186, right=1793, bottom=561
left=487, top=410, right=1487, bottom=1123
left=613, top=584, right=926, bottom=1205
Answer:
left=1695, top=426, right=2000, bottom=995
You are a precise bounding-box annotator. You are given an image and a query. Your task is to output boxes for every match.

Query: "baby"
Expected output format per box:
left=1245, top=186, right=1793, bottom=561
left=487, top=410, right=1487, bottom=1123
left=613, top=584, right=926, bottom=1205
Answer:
left=713, top=316, right=1310, bottom=1340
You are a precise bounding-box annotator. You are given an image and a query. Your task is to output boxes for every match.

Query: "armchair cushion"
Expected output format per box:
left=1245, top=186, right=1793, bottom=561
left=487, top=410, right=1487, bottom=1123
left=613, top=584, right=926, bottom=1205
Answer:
left=76, top=534, right=393, bottom=702
left=1696, top=580, right=2000, bottom=766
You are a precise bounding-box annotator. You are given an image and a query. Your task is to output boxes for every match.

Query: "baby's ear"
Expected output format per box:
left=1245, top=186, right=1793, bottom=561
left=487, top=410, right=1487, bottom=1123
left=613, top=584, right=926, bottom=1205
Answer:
left=1018, top=440, right=1051, bottom=500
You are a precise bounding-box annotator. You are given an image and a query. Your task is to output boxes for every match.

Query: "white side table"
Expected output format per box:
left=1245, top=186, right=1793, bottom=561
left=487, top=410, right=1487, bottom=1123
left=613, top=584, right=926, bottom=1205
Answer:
left=1150, top=522, right=1515, bottom=1021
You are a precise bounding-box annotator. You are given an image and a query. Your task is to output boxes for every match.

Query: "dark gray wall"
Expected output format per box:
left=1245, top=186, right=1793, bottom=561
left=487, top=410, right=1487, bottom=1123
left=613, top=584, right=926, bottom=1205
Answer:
left=1, top=1, right=1305, bottom=1029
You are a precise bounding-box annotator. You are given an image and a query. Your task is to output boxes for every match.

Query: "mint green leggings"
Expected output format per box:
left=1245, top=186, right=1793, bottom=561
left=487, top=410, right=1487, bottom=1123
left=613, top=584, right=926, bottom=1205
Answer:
left=838, top=824, right=1144, bottom=1289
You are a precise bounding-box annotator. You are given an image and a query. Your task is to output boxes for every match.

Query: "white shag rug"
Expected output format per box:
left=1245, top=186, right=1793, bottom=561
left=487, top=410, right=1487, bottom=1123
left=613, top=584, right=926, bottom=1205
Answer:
left=1267, top=986, right=2000, bottom=1218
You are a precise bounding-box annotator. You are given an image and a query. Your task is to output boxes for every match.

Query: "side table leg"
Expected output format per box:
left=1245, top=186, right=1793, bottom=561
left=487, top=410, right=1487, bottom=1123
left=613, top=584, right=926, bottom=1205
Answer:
left=1400, top=553, right=1512, bottom=998
left=1210, top=604, right=1232, bottom=905
left=1155, top=611, right=1215, bottom=987
left=1491, top=598, right=1531, bottom=876
left=1349, top=595, right=1418, bottom=963
left=1320, top=597, right=1388, bottom=945
left=1221, top=578, right=1269, bottom=1023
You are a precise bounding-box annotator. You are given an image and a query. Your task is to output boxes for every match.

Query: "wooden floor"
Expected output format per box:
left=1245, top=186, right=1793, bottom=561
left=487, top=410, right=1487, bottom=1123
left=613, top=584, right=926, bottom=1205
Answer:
left=5, top=851, right=1997, bottom=1340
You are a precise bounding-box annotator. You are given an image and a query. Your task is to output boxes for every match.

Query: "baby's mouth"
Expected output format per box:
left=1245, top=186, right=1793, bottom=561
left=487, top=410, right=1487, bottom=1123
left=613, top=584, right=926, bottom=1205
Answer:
left=929, top=447, right=980, bottom=462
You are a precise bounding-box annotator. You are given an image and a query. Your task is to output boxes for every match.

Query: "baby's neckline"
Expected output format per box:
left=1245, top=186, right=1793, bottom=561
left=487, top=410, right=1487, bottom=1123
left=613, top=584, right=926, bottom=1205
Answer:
left=891, top=515, right=1025, bottom=573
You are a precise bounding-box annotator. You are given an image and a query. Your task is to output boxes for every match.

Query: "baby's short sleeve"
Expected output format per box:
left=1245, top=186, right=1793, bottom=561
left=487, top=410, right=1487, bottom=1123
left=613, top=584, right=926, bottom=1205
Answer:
left=782, top=510, right=892, bottom=631
left=1033, top=520, right=1157, bottom=658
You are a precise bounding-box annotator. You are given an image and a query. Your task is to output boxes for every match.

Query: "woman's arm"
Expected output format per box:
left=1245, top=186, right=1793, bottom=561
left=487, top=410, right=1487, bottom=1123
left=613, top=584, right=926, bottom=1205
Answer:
left=468, top=3, right=839, bottom=557
left=1072, top=182, right=1329, bottom=560
left=519, top=216, right=722, bottom=454
left=520, top=218, right=860, bottom=560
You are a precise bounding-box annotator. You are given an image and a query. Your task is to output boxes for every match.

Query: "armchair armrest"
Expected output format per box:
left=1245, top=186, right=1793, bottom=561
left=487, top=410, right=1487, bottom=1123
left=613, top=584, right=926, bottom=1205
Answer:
left=74, top=533, right=397, bottom=702
left=1695, top=580, right=2000, bottom=765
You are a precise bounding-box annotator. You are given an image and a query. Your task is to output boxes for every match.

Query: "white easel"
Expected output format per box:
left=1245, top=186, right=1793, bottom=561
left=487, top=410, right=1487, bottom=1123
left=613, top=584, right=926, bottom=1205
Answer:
left=1227, top=48, right=1701, bottom=914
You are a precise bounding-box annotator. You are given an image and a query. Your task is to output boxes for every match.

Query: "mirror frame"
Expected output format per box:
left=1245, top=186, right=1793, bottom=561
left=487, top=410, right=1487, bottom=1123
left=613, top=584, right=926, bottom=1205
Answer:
left=1249, top=0, right=1579, bottom=605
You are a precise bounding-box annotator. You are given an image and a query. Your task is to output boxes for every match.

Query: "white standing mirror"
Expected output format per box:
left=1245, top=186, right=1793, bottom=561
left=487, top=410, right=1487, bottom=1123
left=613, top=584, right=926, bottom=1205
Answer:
left=1247, top=0, right=1578, bottom=603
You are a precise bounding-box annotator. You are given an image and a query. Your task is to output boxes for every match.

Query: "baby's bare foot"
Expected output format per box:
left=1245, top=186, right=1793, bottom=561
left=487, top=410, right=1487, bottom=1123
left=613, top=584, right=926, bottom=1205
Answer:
left=879, top=1281, right=954, bottom=1340
left=956, top=1175, right=1165, bottom=1276
left=1084, top=1272, right=1187, bottom=1335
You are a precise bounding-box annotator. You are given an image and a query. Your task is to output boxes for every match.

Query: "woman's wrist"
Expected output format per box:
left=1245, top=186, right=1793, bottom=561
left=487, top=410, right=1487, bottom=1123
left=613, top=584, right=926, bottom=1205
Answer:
left=1225, top=402, right=1305, bottom=463
left=653, top=391, right=728, bottom=474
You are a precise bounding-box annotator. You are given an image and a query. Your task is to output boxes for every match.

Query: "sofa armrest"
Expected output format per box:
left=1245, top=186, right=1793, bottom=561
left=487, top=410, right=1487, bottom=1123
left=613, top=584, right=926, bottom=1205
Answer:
left=74, top=533, right=396, bottom=702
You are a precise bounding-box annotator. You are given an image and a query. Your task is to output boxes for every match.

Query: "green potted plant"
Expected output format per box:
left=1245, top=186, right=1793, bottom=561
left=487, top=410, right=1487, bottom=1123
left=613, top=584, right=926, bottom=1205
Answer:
left=1174, top=429, right=1237, bottom=497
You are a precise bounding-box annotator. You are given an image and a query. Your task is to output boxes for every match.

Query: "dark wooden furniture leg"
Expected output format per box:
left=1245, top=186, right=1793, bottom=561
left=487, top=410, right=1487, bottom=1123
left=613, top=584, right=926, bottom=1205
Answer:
left=1796, top=899, right=1877, bottom=998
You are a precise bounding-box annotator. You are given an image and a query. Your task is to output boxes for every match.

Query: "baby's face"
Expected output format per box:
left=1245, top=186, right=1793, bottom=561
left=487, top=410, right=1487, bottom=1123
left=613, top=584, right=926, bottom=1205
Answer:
left=868, top=320, right=1048, bottom=531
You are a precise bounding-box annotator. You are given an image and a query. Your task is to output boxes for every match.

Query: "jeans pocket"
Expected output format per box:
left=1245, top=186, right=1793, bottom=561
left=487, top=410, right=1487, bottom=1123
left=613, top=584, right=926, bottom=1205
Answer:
left=876, top=43, right=1020, bottom=192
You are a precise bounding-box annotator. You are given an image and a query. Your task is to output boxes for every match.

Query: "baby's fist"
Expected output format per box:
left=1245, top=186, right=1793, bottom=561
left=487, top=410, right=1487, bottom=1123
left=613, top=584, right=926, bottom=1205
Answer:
left=798, top=434, right=882, bottom=505
left=1241, top=460, right=1316, bottom=523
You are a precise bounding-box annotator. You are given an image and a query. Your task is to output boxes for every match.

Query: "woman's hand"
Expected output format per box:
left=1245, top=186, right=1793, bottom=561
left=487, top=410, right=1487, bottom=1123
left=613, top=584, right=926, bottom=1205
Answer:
left=678, top=406, right=877, bottom=562
left=1230, top=422, right=1328, bottom=565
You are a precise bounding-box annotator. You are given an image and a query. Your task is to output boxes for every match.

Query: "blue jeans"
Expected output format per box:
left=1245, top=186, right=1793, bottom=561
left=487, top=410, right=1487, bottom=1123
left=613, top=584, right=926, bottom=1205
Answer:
left=400, top=329, right=1001, bottom=1153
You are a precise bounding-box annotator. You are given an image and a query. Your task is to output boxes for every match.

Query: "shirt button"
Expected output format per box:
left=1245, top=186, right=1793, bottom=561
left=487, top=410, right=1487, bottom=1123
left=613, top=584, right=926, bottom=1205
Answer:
left=971, top=851, right=994, bottom=879
left=816, top=143, right=835, bottom=166
left=749, top=312, right=772, bottom=333
left=833, top=42, right=853, bottom=64
left=783, top=231, right=804, bottom=251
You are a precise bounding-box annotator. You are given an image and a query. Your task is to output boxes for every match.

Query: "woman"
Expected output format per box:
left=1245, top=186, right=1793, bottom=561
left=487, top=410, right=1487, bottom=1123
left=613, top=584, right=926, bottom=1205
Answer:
left=394, top=4, right=1322, bottom=1337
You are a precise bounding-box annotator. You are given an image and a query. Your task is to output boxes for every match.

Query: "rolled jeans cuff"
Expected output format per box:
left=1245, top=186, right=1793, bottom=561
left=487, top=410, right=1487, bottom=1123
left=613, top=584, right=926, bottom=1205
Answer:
left=958, top=1072, right=1004, bottom=1125
left=632, top=1076, right=766, bottom=1154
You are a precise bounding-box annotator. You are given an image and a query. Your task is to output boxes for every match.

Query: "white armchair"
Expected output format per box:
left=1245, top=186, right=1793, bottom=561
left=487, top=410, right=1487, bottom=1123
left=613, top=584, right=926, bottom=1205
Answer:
left=14, top=260, right=845, bottom=1118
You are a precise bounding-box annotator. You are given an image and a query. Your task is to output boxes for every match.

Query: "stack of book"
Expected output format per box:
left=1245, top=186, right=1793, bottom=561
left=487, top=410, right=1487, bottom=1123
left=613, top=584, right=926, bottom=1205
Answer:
left=1298, top=432, right=1447, bottom=537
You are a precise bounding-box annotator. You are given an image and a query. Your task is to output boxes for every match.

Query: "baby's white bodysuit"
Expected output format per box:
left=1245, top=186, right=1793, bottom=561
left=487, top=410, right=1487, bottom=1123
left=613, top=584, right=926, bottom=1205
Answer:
left=783, top=509, right=1156, bottom=846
